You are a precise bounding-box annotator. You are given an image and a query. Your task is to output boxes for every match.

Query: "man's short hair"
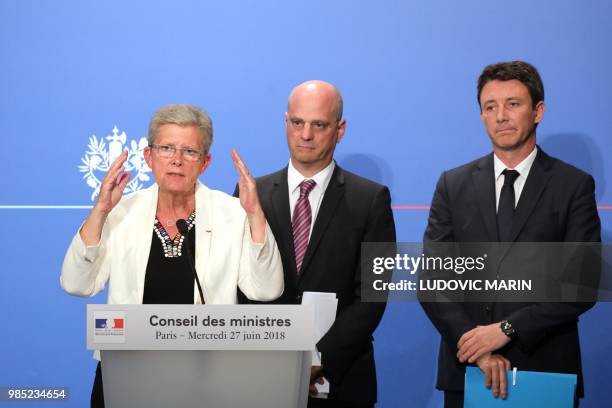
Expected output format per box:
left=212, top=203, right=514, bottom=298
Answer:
left=148, top=104, right=213, bottom=153
left=477, top=61, right=544, bottom=109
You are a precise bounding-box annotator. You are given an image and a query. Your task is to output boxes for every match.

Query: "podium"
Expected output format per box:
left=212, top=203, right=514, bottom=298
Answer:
left=87, top=304, right=315, bottom=408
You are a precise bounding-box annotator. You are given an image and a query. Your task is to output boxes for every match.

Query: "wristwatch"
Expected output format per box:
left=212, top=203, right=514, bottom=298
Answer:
left=500, top=320, right=516, bottom=339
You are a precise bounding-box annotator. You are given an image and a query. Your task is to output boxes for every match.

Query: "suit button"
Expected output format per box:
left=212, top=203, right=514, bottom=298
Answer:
left=296, top=295, right=302, bottom=302
left=485, top=306, right=491, bottom=313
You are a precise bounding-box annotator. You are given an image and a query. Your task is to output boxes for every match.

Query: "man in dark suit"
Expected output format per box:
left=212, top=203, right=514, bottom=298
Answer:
left=243, top=80, right=396, bottom=407
left=421, top=61, right=601, bottom=408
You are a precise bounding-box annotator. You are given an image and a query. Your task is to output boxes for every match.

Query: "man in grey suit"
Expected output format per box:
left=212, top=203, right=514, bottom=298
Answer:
left=421, top=61, right=601, bottom=408
left=240, top=80, right=396, bottom=407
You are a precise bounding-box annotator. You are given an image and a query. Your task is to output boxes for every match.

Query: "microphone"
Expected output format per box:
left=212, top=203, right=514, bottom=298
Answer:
left=177, top=219, right=205, bottom=305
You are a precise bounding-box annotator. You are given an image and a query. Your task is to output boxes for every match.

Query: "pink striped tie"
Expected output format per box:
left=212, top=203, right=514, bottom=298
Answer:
left=292, top=179, right=316, bottom=274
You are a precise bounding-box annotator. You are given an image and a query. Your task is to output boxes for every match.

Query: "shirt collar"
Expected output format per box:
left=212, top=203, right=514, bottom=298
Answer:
left=494, top=146, right=538, bottom=181
left=288, top=159, right=335, bottom=195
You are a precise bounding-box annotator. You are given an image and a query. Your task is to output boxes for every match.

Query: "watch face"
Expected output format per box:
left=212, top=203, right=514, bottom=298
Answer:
left=501, top=320, right=514, bottom=336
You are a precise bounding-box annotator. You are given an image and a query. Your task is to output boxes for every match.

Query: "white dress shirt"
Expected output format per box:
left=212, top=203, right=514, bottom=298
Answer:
left=288, top=159, right=335, bottom=240
left=287, top=159, right=336, bottom=395
left=494, top=146, right=538, bottom=212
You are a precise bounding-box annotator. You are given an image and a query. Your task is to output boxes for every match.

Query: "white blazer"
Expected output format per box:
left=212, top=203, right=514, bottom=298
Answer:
left=61, top=181, right=284, bottom=304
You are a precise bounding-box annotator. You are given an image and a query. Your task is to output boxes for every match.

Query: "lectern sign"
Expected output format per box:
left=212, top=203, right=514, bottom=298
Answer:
left=87, top=304, right=315, bottom=351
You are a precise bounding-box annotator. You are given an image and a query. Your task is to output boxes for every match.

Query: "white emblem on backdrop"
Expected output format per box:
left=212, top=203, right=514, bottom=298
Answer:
left=79, top=126, right=152, bottom=201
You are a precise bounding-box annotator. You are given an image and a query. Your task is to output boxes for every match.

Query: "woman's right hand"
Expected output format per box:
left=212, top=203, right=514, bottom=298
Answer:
left=94, top=150, right=131, bottom=215
left=80, top=150, right=131, bottom=246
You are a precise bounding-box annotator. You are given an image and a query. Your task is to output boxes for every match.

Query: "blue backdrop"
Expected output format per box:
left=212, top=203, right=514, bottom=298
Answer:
left=1, top=1, right=610, bottom=406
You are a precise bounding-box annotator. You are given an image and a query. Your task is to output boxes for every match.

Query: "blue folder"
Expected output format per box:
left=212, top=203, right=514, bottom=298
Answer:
left=464, top=366, right=576, bottom=408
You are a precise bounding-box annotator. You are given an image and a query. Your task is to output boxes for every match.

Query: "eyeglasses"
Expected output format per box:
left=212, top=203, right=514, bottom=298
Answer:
left=149, top=144, right=205, bottom=162
left=287, top=117, right=340, bottom=132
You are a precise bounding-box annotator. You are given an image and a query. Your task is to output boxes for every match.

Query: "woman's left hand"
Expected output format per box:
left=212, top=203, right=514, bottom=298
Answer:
left=232, top=149, right=266, bottom=242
